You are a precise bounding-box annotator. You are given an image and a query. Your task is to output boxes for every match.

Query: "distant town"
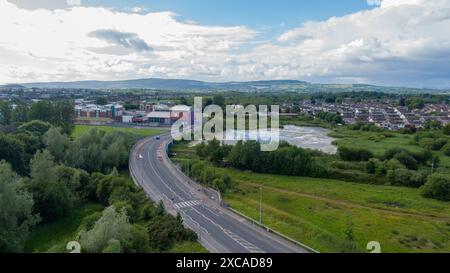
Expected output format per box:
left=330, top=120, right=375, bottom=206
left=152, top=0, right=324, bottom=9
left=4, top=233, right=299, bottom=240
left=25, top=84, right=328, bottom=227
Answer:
left=1, top=85, right=449, bottom=131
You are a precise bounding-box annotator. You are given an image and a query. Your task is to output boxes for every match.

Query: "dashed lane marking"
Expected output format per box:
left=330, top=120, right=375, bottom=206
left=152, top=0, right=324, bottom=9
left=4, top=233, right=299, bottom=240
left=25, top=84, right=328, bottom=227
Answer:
left=223, top=229, right=265, bottom=253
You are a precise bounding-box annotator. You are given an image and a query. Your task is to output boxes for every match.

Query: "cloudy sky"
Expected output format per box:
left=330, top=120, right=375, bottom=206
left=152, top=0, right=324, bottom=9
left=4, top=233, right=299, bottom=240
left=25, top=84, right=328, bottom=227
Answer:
left=0, top=0, right=449, bottom=87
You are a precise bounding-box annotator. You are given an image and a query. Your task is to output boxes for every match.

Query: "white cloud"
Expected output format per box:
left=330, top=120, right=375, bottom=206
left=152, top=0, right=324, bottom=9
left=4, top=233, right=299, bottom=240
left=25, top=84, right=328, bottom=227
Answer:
left=0, top=0, right=256, bottom=83
left=366, top=0, right=381, bottom=6
left=269, top=0, right=450, bottom=87
left=1, top=0, right=450, bottom=87
left=66, top=0, right=80, bottom=6
left=7, top=0, right=74, bottom=10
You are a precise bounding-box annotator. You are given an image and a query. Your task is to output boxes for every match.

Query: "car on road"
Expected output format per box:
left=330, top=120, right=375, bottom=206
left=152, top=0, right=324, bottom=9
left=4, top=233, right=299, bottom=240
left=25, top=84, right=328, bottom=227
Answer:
left=155, top=136, right=160, bottom=140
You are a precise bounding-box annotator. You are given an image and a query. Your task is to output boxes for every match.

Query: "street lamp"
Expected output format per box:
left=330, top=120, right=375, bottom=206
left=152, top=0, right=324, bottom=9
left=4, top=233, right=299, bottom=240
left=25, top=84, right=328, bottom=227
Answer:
left=259, top=185, right=263, bottom=224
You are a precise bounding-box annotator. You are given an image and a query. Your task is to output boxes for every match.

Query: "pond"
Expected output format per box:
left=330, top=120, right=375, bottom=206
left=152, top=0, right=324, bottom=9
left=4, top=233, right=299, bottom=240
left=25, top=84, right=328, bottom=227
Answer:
left=190, top=125, right=337, bottom=154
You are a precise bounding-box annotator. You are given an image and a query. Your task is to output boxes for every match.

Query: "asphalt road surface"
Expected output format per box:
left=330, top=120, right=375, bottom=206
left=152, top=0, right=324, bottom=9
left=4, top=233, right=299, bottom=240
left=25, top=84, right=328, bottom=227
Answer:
left=129, top=134, right=312, bottom=253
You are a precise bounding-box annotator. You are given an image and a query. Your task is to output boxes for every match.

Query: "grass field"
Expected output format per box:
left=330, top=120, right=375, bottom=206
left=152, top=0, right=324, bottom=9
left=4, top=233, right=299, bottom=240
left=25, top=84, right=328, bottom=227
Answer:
left=72, top=125, right=166, bottom=139
left=171, top=142, right=450, bottom=253
left=167, top=241, right=208, bottom=253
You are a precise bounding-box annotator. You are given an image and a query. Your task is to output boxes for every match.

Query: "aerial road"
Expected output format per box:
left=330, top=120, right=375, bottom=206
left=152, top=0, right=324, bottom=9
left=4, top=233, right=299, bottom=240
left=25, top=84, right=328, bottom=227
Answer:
left=129, top=134, right=314, bottom=253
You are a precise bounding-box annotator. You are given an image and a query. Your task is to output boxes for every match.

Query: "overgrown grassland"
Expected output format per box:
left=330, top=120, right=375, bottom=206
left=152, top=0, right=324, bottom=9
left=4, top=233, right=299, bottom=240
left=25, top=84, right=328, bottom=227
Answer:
left=331, top=127, right=450, bottom=170
left=171, top=142, right=450, bottom=253
left=331, top=128, right=421, bottom=156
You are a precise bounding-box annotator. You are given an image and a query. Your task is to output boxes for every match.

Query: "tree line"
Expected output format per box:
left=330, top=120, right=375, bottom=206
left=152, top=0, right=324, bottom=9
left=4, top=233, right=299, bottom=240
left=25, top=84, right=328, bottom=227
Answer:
left=193, top=139, right=325, bottom=178
left=0, top=100, right=74, bottom=134
left=0, top=100, right=198, bottom=252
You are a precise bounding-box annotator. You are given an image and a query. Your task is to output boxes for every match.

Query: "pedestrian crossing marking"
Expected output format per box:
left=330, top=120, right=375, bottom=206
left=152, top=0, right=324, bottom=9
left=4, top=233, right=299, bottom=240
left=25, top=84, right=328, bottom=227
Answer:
left=174, top=200, right=201, bottom=209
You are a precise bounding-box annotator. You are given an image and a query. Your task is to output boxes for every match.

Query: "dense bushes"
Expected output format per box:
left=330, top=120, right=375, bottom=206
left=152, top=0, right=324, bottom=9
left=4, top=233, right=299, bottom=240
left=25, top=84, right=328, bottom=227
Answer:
left=181, top=160, right=234, bottom=193
left=383, top=148, right=432, bottom=166
left=147, top=213, right=197, bottom=250
left=420, top=138, right=447, bottom=151
left=414, top=131, right=449, bottom=151
left=421, top=174, right=450, bottom=201
left=195, top=138, right=228, bottom=165
left=387, top=169, right=427, bottom=187
left=348, top=122, right=383, bottom=132
left=325, top=167, right=386, bottom=185
left=337, top=146, right=373, bottom=161
left=316, top=112, right=343, bottom=124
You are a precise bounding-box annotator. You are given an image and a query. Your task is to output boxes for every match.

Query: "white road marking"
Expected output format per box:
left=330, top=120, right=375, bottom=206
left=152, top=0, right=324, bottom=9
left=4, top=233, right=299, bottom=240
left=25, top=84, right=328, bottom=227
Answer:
left=223, top=229, right=265, bottom=253
left=174, top=200, right=202, bottom=209
left=141, top=139, right=273, bottom=253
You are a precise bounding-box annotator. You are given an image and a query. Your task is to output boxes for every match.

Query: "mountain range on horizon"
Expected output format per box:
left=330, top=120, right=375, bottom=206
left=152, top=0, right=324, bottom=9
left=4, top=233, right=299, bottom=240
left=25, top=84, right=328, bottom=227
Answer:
left=1, top=78, right=449, bottom=94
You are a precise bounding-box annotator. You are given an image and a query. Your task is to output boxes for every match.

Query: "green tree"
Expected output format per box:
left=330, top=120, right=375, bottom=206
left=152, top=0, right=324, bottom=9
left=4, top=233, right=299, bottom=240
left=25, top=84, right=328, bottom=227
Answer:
left=424, top=119, right=442, bottom=130
left=27, top=150, right=75, bottom=222
left=18, top=120, right=52, bottom=136
left=0, top=134, right=26, bottom=174
left=126, top=224, right=150, bottom=253
left=212, top=94, right=226, bottom=109
left=29, top=101, right=54, bottom=123
left=0, top=161, right=39, bottom=252
left=406, top=97, right=425, bottom=109
left=43, top=127, right=70, bottom=162
left=0, top=101, right=12, bottom=125
left=0, top=133, right=25, bottom=174
left=96, top=97, right=108, bottom=106
left=442, top=143, right=450, bottom=156
left=54, top=100, right=75, bottom=134
left=205, top=138, right=224, bottom=164
left=28, top=100, right=74, bottom=134
left=78, top=206, right=132, bottom=253
left=11, top=103, right=29, bottom=124
left=443, top=124, right=450, bottom=135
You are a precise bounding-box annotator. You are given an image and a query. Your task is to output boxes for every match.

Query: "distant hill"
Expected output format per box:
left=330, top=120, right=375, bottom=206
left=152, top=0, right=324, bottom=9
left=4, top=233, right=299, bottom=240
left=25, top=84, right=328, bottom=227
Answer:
left=20, top=78, right=308, bottom=91
left=0, top=84, right=26, bottom=89
left=15, top=78, right=450, bottom=94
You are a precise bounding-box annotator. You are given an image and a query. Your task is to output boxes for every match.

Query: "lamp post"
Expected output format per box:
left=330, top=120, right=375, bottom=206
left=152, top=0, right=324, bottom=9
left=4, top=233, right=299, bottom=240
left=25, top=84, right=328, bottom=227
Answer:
left=259, top=186, right=263, bottom=224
